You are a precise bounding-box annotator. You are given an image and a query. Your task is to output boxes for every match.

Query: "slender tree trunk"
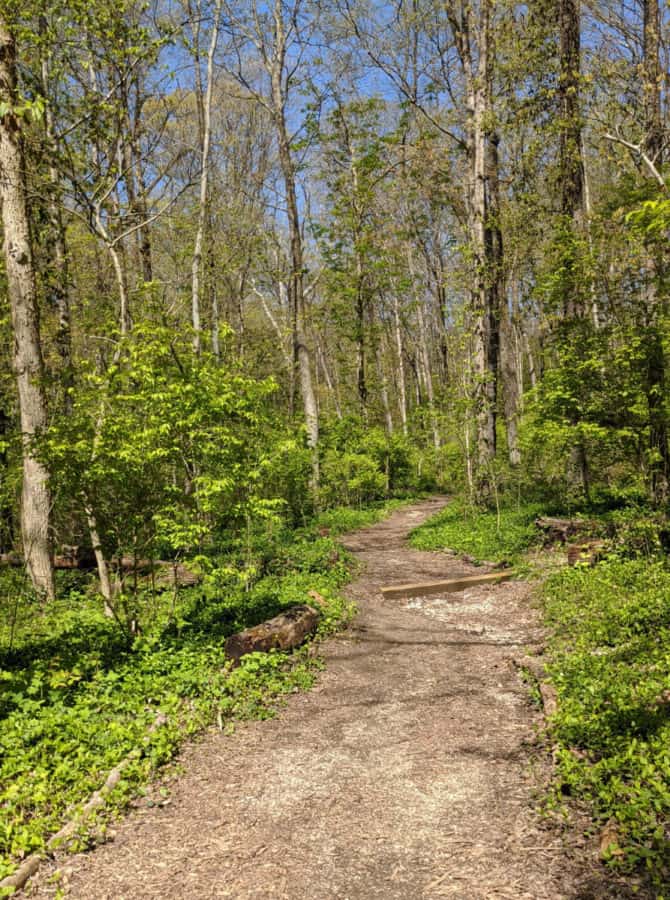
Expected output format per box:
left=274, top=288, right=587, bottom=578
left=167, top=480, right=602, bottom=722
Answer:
left=315, top=334, right=343, bottom=419
left=559, top=0, right=585, bottom=230
left=39, top=26, right=73, bottom=402
left=270, top=2, right=319, bottom=493
left=501, top=286, right=521, bottom=467
left=355, top=257, right=368, bottom=418
left=375, top=338, right=394, bottom=435
left=410, top=256, right=440, bottom=448
left=191, top=0, right=222, bottom=355
left=0, top=18, right=55, bottom=599
left=642, top=0, right=669, bottom=503
left=84, top=501, right=115, bottom=617
left=392, top=292, right=408, bottom=434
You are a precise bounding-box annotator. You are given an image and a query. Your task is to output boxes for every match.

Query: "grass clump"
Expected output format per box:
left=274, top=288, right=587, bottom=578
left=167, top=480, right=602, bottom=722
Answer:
left=314, top=498, right=409, bottom=536
left=409, top=498, right=544, bottom=565
left=542, top=559, right=670, bottom=886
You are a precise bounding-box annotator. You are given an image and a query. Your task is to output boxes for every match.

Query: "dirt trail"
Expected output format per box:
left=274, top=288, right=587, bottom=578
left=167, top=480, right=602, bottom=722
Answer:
left=32, top=498, right=613, bottom=899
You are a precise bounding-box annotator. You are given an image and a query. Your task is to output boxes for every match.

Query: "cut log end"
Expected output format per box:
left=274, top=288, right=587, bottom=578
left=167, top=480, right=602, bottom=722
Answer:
left=224, top=604, right=319, bottom=663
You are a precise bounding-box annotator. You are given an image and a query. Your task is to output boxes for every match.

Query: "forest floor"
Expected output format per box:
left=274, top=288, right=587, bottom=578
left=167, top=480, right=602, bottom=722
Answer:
left=29, top=498, right=638, bottom=899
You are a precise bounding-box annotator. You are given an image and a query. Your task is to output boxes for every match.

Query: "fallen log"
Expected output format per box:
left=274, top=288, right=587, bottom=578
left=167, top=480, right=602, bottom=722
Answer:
left=535, top=516, right=595, bottom=544
left=0, top=550, right=201, bottom=587
left=224, top=604, right=319, bottom=663
left=380, top=571, right=513, bottom=601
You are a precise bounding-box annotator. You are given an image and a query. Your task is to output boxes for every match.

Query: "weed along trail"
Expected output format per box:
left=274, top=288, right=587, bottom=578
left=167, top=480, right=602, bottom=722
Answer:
left=33, top=499, right=597, bottom=899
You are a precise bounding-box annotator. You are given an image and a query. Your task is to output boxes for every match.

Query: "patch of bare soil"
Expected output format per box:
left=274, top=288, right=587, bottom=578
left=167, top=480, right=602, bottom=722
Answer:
left=29, top=498, right=637, bottom=899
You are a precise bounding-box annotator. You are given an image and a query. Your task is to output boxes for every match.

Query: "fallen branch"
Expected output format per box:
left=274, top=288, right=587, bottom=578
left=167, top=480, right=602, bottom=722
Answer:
left=0, top=712, right=168, bottom=895
left=510, top=654, right=558, bottom=718
left=535, top=517, right=595, bottom=545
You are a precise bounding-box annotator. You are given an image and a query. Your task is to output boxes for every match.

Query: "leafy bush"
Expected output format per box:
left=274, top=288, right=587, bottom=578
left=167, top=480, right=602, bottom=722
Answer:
left=318, top=418, right=425, bottom=508
left=39, top=322, right=281, bottom=566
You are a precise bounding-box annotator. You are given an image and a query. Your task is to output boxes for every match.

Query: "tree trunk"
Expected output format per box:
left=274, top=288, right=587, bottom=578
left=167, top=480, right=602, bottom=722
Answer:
left=392, top=292, right=408, bottom=434
left=39, top=24, right=73, bottom=403
left=458, top=1, right=503, bottom=497
left=191, top=0, right=222, bottom=355
left=559, top=0, right=585, bottom=231
left=375, top=338, right=394, bottom=435
left=642, top=0, right=669, bottom=504
left=0, top=18, right=55, bottom=599
left=501, top=285, right=521, bottom=467
left=270, top=3, right=319, bottom=494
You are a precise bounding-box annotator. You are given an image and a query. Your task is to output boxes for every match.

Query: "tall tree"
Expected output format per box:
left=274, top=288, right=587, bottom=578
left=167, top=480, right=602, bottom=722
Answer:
left=0, top=15, right=55, bottom=599
left=221, top=0, right=320, bottom=493
left=641, top=0, right=668, bottom=502
left=446, top=0, right=503, bottom=493
left=188, top=0, right=223, bottom=355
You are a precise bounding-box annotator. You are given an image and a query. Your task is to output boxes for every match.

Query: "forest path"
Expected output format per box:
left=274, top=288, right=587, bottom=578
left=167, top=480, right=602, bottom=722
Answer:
left=33, top=498, right=601, bottom=899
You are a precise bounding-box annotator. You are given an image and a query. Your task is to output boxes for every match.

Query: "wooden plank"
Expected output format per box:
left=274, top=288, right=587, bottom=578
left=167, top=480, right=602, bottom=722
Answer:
left=380, top=571, right=513, bottom=600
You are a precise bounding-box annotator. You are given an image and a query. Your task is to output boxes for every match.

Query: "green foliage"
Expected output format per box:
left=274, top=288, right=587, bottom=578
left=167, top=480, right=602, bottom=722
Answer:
left=409, top=499, right=544, bottom=565
left=517, top=323, right=649, bottom=508
left=543, top=560, right=670, bottom=883
left=318, top=418, right=424, bottom=508
left=314, top=499, right=408, bottom=536
left=40, top=323, right=279, bottom=567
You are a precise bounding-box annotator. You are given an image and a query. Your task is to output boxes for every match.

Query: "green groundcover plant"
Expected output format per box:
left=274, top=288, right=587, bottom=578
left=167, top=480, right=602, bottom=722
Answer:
left=543, top=560, right=670, bottom=887
left=409, top=498, right=545, bottom=565
left=0, top=500, right=399, bottom=888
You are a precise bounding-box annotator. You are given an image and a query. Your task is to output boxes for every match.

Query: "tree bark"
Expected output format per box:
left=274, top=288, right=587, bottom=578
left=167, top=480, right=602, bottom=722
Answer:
left=191, top=0, right=222, bottom=355
left=392, top=292, right=409, bottom=434
left=0, top=18, right=55, bottom=599
left=641, top=0, right=669, bottom=504
left=501, top=286, right=521, bottom=467
left=454, top=0, right=503, bottom=496
left=39, top=22, right=73, bottom=403
left=559, top=0, right=585, bottom=231
left=270, top=0, right=319, bottom=493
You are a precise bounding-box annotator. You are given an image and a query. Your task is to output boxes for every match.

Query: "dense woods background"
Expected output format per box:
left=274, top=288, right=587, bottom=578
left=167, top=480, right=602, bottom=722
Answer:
left=1, top=0, right=669, bottom=601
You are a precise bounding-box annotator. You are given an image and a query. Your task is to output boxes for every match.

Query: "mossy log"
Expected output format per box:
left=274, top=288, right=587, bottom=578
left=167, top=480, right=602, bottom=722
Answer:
left=224, top=604, right=319, bottom=663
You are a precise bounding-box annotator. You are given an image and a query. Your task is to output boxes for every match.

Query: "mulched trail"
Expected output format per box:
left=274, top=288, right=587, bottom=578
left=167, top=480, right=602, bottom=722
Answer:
left=30, top=498, right=635, bottom=899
